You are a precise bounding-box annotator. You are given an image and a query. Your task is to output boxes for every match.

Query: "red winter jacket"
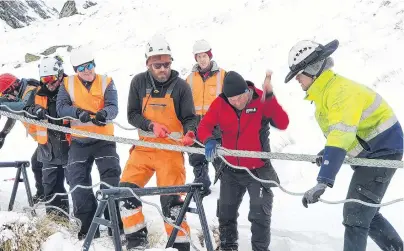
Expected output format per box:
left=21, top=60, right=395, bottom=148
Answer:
left=197, top=81, right=289, bottom=169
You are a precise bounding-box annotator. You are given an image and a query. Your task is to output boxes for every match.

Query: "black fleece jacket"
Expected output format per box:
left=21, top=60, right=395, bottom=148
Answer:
left=127, top=70, right=197, bottom=134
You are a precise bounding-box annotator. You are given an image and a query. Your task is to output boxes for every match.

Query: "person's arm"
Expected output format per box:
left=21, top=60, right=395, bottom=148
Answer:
left=102, top=79, right=118, bottom=120
left=127, top=74, right=152, bottom=131
left=56, top=83, right=80, bottom=118
left=0, top=88, right=36, bottom=112
left=317, top=84, right=364, bottom=187
left=177, top=80, right=197, bottom=134
left=262, top=94, right=289, bottom=130
left=197, top=97, right=221, bottom=143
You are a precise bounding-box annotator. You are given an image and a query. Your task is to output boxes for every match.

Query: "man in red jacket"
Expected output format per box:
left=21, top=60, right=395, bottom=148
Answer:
left=197, top=71, right=289, bottom=251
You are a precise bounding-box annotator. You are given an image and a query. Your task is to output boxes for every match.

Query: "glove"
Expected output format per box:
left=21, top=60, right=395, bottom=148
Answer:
left=0, top=132, right=6, bottom=149
left=302, top=183, right=328, bottom=208
left=312, top=149, right=324, bottom=167
left=149, top=122, right=170, bottom=138
left=76, top=109, right=92, bottom=123
left=181, top=131, right=195, bottom=146
left=92, top=110, right=107, bottom=126
left=33, top=105, right=48, bottom=120
left=205, top=139, right=218, bottom=162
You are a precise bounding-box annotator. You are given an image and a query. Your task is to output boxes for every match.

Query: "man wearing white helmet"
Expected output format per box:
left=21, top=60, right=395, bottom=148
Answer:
left=185, top=39, right=226, bottom=197
left=23, top=55, right=70, bottom=216
left=285, top=39, right=403, bottom=251
left=120, top=34, right=197, bottom=251
left=56, top=46, right=123, bottom=239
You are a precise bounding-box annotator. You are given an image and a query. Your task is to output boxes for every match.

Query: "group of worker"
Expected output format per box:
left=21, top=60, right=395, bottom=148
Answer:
left=0, top=34, right=402, bottom=251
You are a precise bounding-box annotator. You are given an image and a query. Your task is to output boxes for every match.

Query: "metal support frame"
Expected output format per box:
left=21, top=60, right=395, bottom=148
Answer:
left=82, top=183, right=213, bottom=251
left=0, top=161, right=35, bottom=215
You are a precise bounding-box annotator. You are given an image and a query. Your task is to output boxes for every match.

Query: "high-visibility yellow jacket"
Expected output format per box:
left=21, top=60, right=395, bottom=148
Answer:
left=305, top=70, right=403, bottom=186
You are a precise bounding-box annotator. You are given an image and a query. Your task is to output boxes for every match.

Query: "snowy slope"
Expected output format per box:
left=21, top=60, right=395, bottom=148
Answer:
left=0, top=0, right=403, bottom=250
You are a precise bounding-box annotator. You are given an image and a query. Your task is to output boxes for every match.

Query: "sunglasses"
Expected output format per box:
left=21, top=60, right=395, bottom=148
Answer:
left=152, top=62, right=171, bottom=70
left=77, top=62, right=95, bottom=72
left=40, top=75, right=58, bottom=84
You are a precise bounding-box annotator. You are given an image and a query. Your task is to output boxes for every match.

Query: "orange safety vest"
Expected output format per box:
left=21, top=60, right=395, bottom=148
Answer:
left=137, top=81, right=184, bottom=149
left=186, top=68, right=225, bottom=115
left=23, top=87, right=71, bottom=144
left=63, top=74, right=114, bottom=138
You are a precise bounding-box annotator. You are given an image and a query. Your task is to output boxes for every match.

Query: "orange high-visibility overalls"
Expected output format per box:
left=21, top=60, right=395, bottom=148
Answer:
left=120, top=80, right=190, bottom=244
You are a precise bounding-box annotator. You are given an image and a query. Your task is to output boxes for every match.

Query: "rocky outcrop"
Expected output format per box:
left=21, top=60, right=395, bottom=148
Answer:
left=83, top=1, right=97, bottom=9
left=0, top=0, right=58, bottom=29
left=40, top=45, right=73, bottom=56
left=59, top=1, right=78, bottom=19
left=25, top=53, right=41, bottom=63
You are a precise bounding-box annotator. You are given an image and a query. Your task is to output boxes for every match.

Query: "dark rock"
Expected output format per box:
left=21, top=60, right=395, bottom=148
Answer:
left=59, top=1, right=78, bottom=19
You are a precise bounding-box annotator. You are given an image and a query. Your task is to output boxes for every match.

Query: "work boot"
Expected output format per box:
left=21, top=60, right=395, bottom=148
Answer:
left=32, top=192, right=44, bottom=204
left=126, top=227, right=148, bottom=251
left=173, top=242, right=190, bottom=251
left=78, top=229, right=100, bottom=240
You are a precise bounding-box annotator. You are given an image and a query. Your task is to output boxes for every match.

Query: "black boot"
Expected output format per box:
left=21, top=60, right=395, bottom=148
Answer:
left=172, top=242, right=190, bottom=251
left=126, top=227, right=148, bottom=250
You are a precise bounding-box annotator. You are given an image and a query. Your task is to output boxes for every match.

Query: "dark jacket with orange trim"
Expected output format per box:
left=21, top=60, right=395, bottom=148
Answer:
left=127, top=70, right=197, bottom=134
left=24, top=85, right=70, bottom=165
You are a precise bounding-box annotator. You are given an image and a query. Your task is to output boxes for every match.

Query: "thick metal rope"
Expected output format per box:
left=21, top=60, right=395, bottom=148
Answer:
left=0, top=108, right=403, bottom=249
left=0, top=109, right=402, bottom=169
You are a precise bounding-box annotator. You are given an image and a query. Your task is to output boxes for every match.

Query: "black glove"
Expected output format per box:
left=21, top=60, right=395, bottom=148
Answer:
left=33, top=105, right=48, bottom=120
left=312, top=149, right=324, bottom=167
left=0, top=132, right=7, bottom=149
left=76, top=109, right=92, bottom=123
left=92, top=110, right=107, bottom=126
left=302, top=183, right=327, bottom=208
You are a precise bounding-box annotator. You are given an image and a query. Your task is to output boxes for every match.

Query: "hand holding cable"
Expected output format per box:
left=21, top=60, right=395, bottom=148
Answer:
left=92, top=110, right=107, bottom=127
left=149, top=122, right=170, bottom=138
left=181, top=131, right=196, bottom=146
left=76, top=109, right=93, bottom=123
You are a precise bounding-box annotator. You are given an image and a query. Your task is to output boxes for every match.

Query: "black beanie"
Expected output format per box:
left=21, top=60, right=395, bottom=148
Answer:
left=223, top=71, right=249, bottom=98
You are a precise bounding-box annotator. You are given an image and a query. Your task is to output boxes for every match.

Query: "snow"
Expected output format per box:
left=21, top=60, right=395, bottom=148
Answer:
left=0, top=0, right=403, bottom=250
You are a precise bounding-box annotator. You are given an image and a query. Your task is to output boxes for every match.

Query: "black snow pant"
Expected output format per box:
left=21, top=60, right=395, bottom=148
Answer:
left=217, top=163, right=276, bottom=251
left=189, top=120, right=222, bottom=194
left=66, top=140, right=123, bottom=239
left=42, top=164, right=69, bottom=217
left=343, top=153, right=403, bottom=251
left=31, top=147, right=44, bottom=196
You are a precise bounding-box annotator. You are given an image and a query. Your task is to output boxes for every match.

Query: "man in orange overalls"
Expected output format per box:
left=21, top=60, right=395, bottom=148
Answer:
left=119, top=34, right=197, bottom=251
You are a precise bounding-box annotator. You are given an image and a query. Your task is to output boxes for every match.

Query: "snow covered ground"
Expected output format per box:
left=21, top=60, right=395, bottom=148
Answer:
left=0, top=0, right=403, bottom=250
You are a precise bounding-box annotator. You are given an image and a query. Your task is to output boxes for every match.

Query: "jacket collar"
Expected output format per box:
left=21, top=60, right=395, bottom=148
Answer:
left=304, top=69, right=337, bottom=101
left=191, top=60, right=220, bottom=73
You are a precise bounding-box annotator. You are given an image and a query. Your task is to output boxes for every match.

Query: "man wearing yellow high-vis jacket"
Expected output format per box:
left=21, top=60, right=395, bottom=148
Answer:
left=285, top=39, right=403, bottom=251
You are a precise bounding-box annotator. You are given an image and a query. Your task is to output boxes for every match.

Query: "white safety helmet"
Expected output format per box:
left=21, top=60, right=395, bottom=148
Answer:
left=192, top=39, right=211, bottom=55
left=39, top=56, right=64, bottom=77
left=284, top=39, right=339, bottom=83
left=145, top=34, right=172, bottom=60
left=70, top=45, right=95, bottom=67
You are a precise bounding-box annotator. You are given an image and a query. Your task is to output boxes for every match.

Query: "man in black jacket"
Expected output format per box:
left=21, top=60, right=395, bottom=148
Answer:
left=0, top=73, right=44, bottom=202
left=119, top=34, right=197, bottom=251
left=24, top=56, right=69, bottom=215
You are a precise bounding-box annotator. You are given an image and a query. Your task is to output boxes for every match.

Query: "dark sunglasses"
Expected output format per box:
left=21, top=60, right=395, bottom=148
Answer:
left=77, top=62, right=95, bottom=72
left=152, top=62, right=171, bottom=69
